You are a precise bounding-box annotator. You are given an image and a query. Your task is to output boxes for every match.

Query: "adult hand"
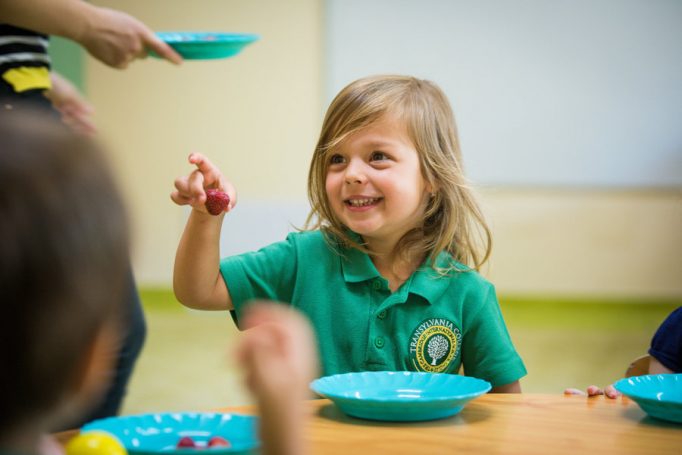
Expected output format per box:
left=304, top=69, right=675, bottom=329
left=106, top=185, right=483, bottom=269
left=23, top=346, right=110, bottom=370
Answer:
left=79, top=6, right=182, bottom=68
left=44, top=72, right=96, bottom=135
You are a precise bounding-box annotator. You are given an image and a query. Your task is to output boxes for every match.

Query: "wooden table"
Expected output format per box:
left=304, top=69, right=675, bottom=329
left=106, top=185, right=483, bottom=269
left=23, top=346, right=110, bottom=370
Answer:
left=56, top=394, right=681, bottom=454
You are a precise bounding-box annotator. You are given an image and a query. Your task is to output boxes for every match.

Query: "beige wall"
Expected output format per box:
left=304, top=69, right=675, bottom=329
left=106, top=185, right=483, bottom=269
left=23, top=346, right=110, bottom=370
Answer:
left=481, top=189, right=682, bottom=299
left=87, top=0, right=323, bottom=285
left=87, top=1, right=681, bottom=299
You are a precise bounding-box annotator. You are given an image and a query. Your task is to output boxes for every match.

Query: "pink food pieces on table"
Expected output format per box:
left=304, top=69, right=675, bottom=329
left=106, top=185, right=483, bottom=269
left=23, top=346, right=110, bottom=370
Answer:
left=176, top=436, right=196, bottom=449
left=207, top=436, right=231, bottom=448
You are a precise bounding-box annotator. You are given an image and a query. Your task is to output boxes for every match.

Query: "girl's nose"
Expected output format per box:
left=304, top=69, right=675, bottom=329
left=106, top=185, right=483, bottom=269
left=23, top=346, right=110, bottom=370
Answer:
left=344, top=161, right=366, bottom=184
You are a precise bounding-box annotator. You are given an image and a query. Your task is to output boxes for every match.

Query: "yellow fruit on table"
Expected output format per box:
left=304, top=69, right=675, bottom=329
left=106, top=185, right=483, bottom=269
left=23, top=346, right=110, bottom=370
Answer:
left=66, top=431, right=127, bottom=455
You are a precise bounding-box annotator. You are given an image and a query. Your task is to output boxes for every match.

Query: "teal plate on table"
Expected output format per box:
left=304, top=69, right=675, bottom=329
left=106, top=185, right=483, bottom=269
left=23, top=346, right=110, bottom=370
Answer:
left=614, top=374, right=682, bottom=423
left=154, top=32, right=259, bottom=59
left=81, top=412, right=259, bottom=454
left=310, top=371, right=491, bottom=422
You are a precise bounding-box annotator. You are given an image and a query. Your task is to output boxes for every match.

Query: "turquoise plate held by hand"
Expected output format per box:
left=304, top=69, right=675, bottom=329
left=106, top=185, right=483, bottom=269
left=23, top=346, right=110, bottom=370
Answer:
left=153, top=32, right=259, bottom=60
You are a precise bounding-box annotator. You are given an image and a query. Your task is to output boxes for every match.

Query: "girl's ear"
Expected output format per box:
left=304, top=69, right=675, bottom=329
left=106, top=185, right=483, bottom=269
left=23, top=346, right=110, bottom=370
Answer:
left=425, top=180, right=438, bottom=195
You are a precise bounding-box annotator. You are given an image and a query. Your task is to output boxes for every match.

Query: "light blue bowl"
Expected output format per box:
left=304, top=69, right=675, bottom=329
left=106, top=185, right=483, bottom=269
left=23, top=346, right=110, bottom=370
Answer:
left=154, top=32, right=259, bottom=60
left=310, top=371, right=491, bottom=422
left=614, top=374, right=682, bottom=423
left=81, top=412, right=259, bottom=454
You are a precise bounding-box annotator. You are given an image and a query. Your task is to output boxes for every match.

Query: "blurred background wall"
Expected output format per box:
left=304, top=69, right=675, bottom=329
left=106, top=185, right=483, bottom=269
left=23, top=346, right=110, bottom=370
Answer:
left=74, top=0, right=681, bottom=299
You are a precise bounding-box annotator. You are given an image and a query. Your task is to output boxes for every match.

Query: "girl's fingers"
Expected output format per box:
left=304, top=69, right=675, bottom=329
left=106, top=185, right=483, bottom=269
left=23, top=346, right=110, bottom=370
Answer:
left=218, top=176, right=237, bottom=209
left=188, top=152, right=226, bottom=192
left=173, top=176, right=196, bottom=202
left=174, top=175, right=190, bottom=191
left=188, top=152, right=216, bottom=175
left=187, top=169, right=207, bottom=202
left=170, top=190, right=192, bottom=205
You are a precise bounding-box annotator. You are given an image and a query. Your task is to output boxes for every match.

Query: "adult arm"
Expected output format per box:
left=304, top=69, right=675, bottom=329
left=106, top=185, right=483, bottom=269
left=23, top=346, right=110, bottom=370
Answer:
left=0, top=0, right=182, bottom=67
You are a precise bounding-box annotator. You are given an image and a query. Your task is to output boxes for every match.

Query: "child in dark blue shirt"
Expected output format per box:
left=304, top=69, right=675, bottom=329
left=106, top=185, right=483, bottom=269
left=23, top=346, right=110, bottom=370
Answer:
left=648, top=307, right=682, bottom=374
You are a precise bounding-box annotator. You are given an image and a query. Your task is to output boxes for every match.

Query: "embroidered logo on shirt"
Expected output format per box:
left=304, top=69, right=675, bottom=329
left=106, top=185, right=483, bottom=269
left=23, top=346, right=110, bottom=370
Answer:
left=409, top=318, right=461, bottom=373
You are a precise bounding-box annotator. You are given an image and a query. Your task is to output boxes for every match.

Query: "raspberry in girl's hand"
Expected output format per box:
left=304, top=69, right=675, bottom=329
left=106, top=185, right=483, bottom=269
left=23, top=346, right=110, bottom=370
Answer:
left=204, top=189, right=230, bottom=215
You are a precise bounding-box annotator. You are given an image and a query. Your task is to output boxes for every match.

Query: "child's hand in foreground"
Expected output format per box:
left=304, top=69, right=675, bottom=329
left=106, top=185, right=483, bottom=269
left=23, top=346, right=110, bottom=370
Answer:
left=564, top=384, right=621, bottom=399
left=236, top=303, right=319, bottom=403
left=235, top=303, right=318, bottom=455
left=171, top=152, right=236, bottom=215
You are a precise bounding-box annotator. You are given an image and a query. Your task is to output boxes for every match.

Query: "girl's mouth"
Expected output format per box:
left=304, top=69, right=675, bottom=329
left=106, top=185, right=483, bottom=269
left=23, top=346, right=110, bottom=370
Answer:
left=345, top=197, right=383, bottom=207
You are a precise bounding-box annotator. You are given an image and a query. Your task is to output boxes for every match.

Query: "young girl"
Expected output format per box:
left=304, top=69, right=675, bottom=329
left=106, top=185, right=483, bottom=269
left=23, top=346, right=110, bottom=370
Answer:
left=172, top=75, right=527, bottom=392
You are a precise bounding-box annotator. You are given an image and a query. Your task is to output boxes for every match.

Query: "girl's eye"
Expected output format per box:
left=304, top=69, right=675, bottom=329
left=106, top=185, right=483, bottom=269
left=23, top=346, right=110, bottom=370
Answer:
left=329, top=154, right=345, bottom=165
left=370, top=151, right=388, bottom=161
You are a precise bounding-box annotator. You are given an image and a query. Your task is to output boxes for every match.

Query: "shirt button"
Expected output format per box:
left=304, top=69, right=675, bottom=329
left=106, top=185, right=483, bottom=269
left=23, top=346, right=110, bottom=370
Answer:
left=377, top=310, right=387, bottom=320
left=374, top=336, right=385, bottom=348
left=373, top=280, right=381, bottom=290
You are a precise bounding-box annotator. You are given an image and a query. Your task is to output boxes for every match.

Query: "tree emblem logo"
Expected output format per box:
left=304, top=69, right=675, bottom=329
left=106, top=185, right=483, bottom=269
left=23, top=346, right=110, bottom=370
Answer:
left=409, top=318, right=461, bottom=373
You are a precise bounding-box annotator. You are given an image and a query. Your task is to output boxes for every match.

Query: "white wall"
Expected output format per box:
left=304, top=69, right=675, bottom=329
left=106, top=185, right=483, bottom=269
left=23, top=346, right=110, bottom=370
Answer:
left=327, top=0, right=682, bottom=188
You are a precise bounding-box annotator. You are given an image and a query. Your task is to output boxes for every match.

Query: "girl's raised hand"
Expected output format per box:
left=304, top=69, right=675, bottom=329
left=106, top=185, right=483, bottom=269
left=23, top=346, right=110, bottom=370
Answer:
left=171, top=153, right=237, bottom=215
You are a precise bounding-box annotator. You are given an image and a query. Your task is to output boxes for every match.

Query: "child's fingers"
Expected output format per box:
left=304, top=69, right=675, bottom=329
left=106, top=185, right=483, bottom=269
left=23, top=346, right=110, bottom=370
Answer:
left=586, top=385, right=604, bottom=396
left=564, top=388, right=587, bottom=396
left=172, top=176, right=198, bottom=204
left=170, top=190, right=192, bottom=205
left=188, top=152, right=227, bottom=191
left=604, top=384, right=620, bottom=399
left=188, top=152, right=216, bottom=175
left=174, top=175, right=190, bottom=193
left=187, top=169, right=207, bottom=202
left=218, top=176, right=238, bottom=210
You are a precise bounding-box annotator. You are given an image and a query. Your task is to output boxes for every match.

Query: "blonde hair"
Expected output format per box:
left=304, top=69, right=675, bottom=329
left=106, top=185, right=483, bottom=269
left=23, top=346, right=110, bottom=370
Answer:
left=305, top=75, right=491, bottom=272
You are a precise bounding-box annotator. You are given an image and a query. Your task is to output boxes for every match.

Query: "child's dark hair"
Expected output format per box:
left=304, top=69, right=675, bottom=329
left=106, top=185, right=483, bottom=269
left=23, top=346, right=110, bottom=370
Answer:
left=0, top=111, right=130, bottom=435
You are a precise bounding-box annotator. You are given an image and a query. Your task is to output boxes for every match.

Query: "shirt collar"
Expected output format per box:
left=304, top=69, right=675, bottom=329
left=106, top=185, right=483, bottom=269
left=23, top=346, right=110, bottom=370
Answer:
left=341, top=243, right=381, bottom=283
left=340, top=238, right=461, bottom=305
left=404, top=251, right=456, bottom=304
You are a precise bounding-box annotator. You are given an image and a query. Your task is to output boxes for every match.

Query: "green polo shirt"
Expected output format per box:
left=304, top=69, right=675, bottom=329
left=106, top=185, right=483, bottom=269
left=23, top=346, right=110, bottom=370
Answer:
left=220, top=230, right=526, bottom=387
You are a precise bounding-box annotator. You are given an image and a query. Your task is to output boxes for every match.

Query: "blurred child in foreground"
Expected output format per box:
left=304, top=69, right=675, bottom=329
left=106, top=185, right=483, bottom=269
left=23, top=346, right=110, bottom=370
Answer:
left=0, top=111, right=316, bottom=455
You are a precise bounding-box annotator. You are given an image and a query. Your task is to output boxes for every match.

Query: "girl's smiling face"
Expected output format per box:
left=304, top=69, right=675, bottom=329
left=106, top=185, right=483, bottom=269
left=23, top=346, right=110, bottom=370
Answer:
left=325, top=115, right=432, bottom=251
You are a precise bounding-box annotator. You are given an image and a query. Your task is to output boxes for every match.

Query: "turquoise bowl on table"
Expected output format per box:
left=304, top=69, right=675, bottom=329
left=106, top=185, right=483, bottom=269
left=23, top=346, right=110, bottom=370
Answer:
left=310, top=371, right=491, bottom=422
left=153, top=32, right=259, bottom=60
left=81, top=412, right=259, bottom=454
left=614, top=374, right=682, bottom=423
